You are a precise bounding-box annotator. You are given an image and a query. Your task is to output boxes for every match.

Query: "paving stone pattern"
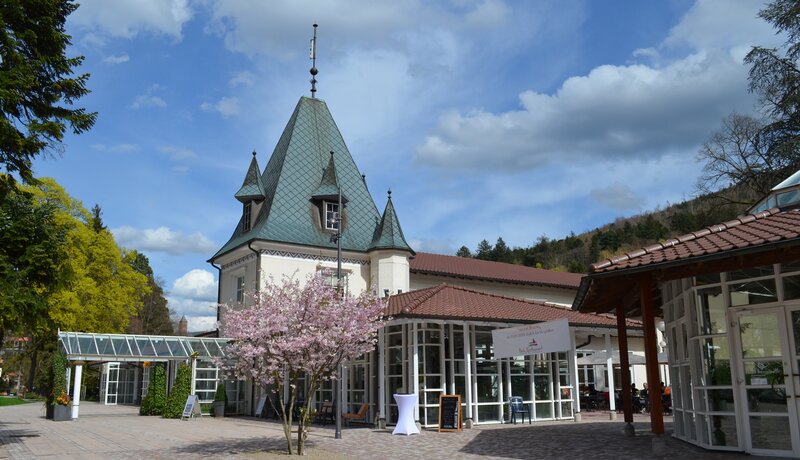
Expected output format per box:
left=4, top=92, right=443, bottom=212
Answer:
left=0, top=403, right=789, bottom=459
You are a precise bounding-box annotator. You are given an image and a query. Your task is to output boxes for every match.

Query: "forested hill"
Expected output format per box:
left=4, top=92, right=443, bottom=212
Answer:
left=455, top=184, right=761, bottom=274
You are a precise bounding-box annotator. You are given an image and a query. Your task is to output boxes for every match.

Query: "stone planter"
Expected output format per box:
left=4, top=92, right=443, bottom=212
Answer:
left=46, top=403, right=54, bottom=420
left=213, top=401, right=225, bottom=418
left=53, top=404, right=72, bottom=421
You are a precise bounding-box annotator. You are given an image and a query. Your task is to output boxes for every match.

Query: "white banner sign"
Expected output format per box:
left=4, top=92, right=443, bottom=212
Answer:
left=491, top=318, right=571, bottom=359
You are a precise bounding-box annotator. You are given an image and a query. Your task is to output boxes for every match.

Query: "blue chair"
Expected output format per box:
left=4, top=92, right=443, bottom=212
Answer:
left=509, top=396, right=530, bottom=424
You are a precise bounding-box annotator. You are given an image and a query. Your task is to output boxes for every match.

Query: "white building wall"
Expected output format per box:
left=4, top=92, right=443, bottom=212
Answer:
left=370, top=251, right=410, bottom=296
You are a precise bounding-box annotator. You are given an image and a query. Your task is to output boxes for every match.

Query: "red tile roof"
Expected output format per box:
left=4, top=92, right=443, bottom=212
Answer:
left=411, top=252, right=582, bottom=289
left=387, top=284, right=639, bottom=328
left=590, top=208, right=800, bottom=274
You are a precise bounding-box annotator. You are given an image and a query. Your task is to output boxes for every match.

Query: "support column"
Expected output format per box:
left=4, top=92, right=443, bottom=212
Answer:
left=71, top=363, right=83, bottom=419
left=411, top=322, right=419, bottom=421
left=569, top=329, right=580, bottom=417
left=190, top=358, right=197, bottom=397
left=463, top=322, right=473, bottom=421
left=605, top=333, right=616, bottom=412
left=640, top=275, right=664, bottom=434
left=616, top=304, right=634, bottom=432
left=378, top=327, right=386, bottom=420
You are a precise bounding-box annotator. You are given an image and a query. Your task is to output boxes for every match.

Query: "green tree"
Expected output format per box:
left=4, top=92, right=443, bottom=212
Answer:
left=0, top=0, right=97, bottom=198
left=743, top=0, right=800, bottom=182
left=0, top=186, right=68, bottom=351
left=455, top=245, right=472, bottom=257
left=163, top=363, right=192, bottom=418
left=26, top=179, right=149, bottom=333
left=90, top=204, right=106, bottom=233
left=140, top=365, right=167, bottom=416
left=475, top=239, right=493, bottom=260
left=125, top=251, right=174, bottom=335
left=491, top=237, right=513, bottom=263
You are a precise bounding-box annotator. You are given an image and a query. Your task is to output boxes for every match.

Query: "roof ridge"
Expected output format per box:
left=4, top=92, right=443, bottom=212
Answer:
left=442, top=283, right=570, bottom=310
left=401, top=283, right=447, bottom=313
left=590, top=207, right=781, bottom=272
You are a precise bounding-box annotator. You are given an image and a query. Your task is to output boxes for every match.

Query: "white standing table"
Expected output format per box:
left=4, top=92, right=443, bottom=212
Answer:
left=392, top=393, right=420, bottom=435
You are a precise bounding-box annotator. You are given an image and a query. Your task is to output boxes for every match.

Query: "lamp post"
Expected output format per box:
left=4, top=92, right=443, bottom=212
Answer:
left=329, top=182, right=344, bottom=439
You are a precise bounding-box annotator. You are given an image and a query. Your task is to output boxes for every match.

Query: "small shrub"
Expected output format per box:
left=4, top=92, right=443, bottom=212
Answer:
left=163, top=363, right=192, bottom=418
left=214, top=383, right=227, bottom=403
left=139, top=365, right=167, bottom=416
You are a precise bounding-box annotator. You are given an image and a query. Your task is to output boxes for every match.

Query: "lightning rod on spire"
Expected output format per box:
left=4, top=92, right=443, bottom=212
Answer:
left=310, top=24, right=318, bottom=98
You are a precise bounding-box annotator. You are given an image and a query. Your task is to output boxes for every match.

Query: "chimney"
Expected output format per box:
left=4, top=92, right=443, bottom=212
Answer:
left=178, top=316, right=188, bottom=336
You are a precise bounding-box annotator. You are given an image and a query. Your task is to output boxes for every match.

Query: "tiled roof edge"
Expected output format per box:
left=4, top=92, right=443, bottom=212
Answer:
left=589, top=208, right=780, bottom=272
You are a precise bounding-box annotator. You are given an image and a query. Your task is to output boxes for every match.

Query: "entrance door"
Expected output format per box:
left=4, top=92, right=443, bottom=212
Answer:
left=785, top=305, right=800, bottom=457
left=105, top=362, right=120, bottom=405
left=735, top=308, right=800, bottom=456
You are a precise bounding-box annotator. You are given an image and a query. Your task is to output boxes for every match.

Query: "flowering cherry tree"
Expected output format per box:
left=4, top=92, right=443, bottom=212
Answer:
left=217, top=274, right=385, bottom=455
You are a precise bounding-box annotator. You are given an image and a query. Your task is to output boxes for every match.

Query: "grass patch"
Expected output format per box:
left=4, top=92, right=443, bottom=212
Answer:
left=0, top=397, right=35, bottom=406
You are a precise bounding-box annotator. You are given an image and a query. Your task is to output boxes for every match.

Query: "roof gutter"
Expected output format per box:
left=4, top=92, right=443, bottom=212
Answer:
left=248, top=241, right=261, bottom=293
left=209, top=261, right=222, bottom=322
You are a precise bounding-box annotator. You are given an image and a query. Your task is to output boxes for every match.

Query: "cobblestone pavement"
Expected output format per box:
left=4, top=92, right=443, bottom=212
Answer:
left=0, top=402, right=791, bottom=459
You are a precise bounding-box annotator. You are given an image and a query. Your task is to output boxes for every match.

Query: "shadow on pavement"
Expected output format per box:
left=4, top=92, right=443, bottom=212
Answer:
left=171, top=436, right=326, bottom=456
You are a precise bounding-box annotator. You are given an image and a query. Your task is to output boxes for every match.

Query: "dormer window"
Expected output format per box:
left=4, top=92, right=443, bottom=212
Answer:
left=324, top=201, right=339, bottom=231
left=243, top=202, right=252, bottom=232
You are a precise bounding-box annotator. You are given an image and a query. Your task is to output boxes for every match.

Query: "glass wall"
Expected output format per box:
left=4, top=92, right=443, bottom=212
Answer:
left=664, top=262, right=800, bottom=453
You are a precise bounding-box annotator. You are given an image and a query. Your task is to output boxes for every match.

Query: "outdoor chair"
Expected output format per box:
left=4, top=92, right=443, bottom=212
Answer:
left=314, top=400, right=336, bottom=426
left=508, top=396, right=530, bottom=424
left=343, top=403, right=370, bottom=426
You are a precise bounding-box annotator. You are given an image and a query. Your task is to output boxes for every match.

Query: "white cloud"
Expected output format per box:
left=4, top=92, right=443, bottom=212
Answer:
left=132, top=94, right=166, bottom=109
left=464, top=0, right=510, bottom=28
left=92, top=143, right=138, bottom=153
left=590, top=183, right=644, bottom=211
left=408, top=238, right=455, bottom=255
left=70, top=0, right=193, bottom=39
left=160, top=146, right=197, bottom=160
left=112, top=226, right=217, bottom=255
left=229, top=71, right=256, bottom=87
left=172, top=269, right=217, bottom=301
left=200, top=97, right=240, bottom=118
left=103, top=54, right=130, bottom=64
left=414, top=0, right=772, bottom=172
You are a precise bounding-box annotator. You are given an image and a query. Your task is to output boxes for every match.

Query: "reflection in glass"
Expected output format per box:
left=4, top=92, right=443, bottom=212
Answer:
left=701, top=337, right=731, bottom=385
left=740, top=314, right=782, bottom=358
left=706, top=389, right=735, bottom=412
left=780, top=261, right=800, bottom=273
left=730, top=279, right=778, bottom=306
left=749, top=416, right=793, bottom=451
left=534, top=375, right=552, bottom=400
left=746, top=388, right=787, bottom=413
left=743, top=361, right=785, bottom=385
left=695, top=273, right=720, bottom=285
left=726, top=265, right=775, bottom=281
left=535, top=402, right=552, bottom=419
left=698, top=287, right=725, bottom=334
left=783, top=275, right=800, bottom=300
left=476, top=376, right=498, bottom=402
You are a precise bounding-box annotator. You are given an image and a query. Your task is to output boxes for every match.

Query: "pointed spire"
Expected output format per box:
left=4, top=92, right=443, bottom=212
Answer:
left=309, top=23, right=319, bottom=98
left=234, top=150, right=266, bottom=202
left=369, top=190, right=414, bottom=254
left=311, top=151, right=348, bottom=203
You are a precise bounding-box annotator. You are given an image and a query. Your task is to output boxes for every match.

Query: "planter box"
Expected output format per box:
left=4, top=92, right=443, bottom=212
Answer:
left=213, top=401, right=225, bottom=418
left=53, top=404, right=72, bottom=421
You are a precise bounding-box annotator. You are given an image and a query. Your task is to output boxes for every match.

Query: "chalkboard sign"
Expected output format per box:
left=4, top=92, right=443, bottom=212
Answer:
left=181, top=395, right=201, bottom=420
left=438, top=394, right=462, bottom=432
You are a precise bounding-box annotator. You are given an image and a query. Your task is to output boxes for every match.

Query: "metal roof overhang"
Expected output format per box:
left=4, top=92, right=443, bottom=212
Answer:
left=58, top=331, right=230, bottom=363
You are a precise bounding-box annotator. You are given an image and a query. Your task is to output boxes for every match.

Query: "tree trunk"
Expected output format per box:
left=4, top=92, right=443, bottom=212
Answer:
left=26, top=346, right=39, bottom=391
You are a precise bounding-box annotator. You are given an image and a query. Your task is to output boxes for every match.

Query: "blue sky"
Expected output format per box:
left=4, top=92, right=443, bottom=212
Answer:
left=34, top=0, right=780, bottom=331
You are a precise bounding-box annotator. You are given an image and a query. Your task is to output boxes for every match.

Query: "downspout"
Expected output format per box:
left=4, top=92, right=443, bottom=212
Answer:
left=247, top=240, right=261, bottom=416
left=248, top=241, right=261, bottom=293
left=209, top=261, right=222, bottom=322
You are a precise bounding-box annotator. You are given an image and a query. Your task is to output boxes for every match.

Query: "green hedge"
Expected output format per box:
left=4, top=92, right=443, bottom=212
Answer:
left=50, top=351, right=68, bottom=405
left=139, top=365, right=166, bottom=416
left=163, top=363, right=192, bottom=418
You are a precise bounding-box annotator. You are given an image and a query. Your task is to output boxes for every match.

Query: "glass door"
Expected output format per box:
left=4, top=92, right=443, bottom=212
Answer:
left=104, top=362, right=120, bottom=405
left=785, top=305, right=800, bottom=457
left=735, top=308, right=798, bottom=456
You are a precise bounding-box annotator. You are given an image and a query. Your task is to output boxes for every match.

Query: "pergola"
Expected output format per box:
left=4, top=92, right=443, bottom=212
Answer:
left=572, top=206, right=800, bottom=437
left=58, top=331, right=230, bottom=419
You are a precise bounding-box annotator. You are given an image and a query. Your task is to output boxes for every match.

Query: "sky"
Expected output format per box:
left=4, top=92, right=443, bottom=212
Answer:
left=34, top=0, right=782, bottom=331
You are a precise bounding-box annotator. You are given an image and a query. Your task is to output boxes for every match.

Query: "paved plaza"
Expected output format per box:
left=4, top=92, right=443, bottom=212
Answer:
left=0, top=402, right=786, bottom=459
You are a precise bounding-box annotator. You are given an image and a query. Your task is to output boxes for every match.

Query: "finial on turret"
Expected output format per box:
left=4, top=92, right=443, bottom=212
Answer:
left=310, top=24, right=319, bottom=98
left=387, top=189, right=392, bottom=199
left=252, top=149, right=257, bottom=157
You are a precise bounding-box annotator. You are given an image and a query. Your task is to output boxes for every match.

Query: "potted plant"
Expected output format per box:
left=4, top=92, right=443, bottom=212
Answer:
left=213, top=383, right=227, bottom=418
left=53, top=390, right=72, bottom=421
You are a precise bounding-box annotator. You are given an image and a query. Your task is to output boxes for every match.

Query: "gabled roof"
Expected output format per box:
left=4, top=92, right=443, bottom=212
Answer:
left=212, top=96, right=385, bottom=260
left=234, top=152, right=266, bottom=202
left=590, top=208, right=800, bottom=274
left=369, top=192, right=414, bottom=254
left=387, top=284, right=639, bottom=328
left=410, top=252, right=582, bottom=289
left=311, top=152, right=348, bottom=203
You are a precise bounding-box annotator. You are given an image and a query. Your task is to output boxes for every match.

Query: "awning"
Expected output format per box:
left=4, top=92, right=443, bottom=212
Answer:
left=576, top=351, right=668, bottom=366
left=58, top=331, right=230, bottom=363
